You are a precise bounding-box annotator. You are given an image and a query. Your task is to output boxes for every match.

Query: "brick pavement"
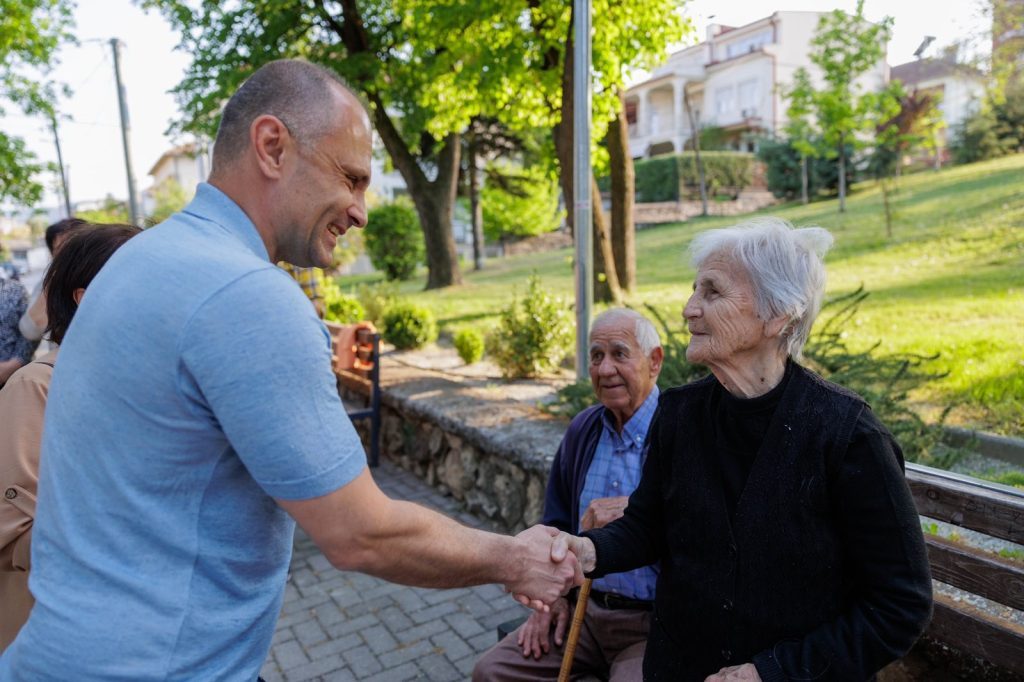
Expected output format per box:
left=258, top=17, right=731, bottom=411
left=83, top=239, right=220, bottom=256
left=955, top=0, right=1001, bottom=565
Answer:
left=261, top=461, right=530, bottom=682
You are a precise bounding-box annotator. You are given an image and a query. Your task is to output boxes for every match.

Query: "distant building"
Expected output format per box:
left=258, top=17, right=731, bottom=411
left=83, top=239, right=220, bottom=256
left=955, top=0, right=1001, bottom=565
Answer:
left=891, top=52, right=986, bottom=147
left=142, top=141, right=210, bottom=215
left=625, top=11, right=889, bottom=158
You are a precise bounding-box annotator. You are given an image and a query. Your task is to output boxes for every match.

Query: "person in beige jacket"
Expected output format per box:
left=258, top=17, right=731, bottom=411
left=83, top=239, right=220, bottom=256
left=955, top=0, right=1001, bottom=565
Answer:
left=0, top=223, right=139, bottom=651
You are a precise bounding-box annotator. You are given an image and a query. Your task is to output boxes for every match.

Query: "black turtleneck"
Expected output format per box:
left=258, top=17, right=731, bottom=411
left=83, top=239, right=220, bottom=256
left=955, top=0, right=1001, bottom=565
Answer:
left=710, top=360, right=793, bottom=518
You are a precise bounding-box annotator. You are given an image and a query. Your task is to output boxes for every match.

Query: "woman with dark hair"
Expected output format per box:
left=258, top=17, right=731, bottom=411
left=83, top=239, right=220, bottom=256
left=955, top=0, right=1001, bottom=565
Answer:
left=0, top=223, right=139, bottom=651
left=18, top=217, right=88, bottom=347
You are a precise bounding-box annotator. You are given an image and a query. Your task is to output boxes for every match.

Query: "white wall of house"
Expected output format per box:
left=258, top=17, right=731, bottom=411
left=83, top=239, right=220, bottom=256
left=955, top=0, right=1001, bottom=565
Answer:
left=626, top=10, right=891, bottom=159
left=918, top=75, right=985, bottom=140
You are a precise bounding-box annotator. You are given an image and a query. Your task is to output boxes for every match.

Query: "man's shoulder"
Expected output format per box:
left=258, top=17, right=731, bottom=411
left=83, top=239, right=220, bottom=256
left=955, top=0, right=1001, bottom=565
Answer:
left=567, top=403, right=604, bottom=432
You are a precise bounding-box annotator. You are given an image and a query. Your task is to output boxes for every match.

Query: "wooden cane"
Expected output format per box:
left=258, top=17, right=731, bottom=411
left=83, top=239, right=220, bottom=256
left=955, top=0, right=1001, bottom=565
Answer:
left=557, top=578, right=593, bottom=682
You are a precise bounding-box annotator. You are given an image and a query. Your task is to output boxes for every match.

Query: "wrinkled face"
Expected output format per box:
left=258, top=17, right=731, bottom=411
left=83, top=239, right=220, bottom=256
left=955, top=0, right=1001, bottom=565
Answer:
left=683, top=254, right=771, bottom=367
left=276, top=91, right=372, bottom=268
left=589, top=321, right=662, bottom=429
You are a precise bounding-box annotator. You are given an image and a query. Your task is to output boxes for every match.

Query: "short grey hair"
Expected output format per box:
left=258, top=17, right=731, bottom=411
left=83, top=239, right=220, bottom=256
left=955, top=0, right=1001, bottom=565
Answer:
left=212, top=59, right=359, bottom=170
left=689, top=217, right=834, bottom=358
left=590, top=308, right=662, bottom=355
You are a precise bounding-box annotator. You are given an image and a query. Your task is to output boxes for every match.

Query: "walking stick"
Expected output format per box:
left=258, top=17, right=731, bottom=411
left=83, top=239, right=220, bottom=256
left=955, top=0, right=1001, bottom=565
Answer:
left=557, top=578, right=593, bottom=682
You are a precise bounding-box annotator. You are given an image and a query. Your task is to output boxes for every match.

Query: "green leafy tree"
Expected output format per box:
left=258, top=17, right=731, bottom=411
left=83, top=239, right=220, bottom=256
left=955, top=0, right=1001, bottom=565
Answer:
left=0, top=0, right=74, bottom=205
left=146, top=178, right=189, bottom=226
left=77, top=195, right=130, bottom=225
left=400, top=0, right=690, bottom=300
left=143, top=0, right=467, bottom=289
left=793, top=0, right=893, bottom=213
left=364, top=199, right=424, bottom=281
left=481, top=163, right=563, bottom=244
left=783, top=69, right=820, bottom=205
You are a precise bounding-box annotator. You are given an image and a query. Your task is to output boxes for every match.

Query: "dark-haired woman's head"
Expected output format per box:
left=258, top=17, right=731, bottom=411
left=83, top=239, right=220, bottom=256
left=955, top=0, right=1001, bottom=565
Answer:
left=45, top=217, right=89, bottom=254
left=44, top=223, right=141, bottom=345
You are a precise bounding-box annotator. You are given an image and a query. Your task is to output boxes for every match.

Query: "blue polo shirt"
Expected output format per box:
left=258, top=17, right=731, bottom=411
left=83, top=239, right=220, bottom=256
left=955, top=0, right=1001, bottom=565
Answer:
left=0, top=184, right=366, bottom=680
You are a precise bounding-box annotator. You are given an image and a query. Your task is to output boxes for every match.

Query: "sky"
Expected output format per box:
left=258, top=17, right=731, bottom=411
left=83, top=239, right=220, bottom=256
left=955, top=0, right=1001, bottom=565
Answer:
left=2, top=0, right=992, bottom=215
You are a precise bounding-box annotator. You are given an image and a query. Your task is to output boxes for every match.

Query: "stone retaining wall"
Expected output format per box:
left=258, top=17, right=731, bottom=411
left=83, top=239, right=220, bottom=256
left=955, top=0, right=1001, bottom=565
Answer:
left=341, top=353, right=571, bottom=533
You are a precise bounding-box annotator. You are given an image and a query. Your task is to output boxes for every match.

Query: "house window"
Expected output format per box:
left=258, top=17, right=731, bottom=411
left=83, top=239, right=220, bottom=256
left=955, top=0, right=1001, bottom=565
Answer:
left=715, top=86, right=735, bottom=117
left=738, top=79, right=758, bottom=116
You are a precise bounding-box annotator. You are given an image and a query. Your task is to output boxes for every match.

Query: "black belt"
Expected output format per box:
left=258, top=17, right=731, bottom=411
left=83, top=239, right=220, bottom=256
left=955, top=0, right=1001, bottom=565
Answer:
left=577, top=588, right=653, bottom=611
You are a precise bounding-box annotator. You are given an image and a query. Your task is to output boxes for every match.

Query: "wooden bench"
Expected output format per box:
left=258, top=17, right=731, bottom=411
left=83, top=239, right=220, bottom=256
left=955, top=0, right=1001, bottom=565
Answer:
left=902, top=463, right=1024, bottom=676
left=330, top=325, right=381, bottom=468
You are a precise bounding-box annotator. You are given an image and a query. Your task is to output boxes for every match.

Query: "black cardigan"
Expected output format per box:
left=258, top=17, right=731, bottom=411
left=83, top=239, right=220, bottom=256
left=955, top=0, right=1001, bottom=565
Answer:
left=583, top=363, right=933, bottom=681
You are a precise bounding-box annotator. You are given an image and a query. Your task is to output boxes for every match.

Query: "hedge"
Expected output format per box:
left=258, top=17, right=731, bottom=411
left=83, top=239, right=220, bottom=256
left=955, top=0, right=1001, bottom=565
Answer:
left=632, top=151, right=757, bottom=202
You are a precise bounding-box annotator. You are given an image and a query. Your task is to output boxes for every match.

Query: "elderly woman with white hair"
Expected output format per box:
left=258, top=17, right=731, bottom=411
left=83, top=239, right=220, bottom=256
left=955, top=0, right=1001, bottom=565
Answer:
left=565, top=218, right=933, bottom=681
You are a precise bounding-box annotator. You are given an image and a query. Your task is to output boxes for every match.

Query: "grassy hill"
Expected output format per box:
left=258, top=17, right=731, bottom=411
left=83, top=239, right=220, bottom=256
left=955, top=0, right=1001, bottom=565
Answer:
left=340, top=154, right=1024, bottom=435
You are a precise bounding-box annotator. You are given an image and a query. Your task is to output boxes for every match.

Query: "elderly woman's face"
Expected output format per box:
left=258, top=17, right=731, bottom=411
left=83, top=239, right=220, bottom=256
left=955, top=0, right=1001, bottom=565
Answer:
left=683, top=254, right=770, bottom=366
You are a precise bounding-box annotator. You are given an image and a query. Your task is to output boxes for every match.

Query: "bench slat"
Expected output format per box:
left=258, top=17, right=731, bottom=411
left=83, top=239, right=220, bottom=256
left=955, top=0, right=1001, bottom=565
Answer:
left=926, top=593, right=1024, bottom=674
left=925, top=535, right=1024, bottom=611
left=907, top=464, right=1024, bottom=544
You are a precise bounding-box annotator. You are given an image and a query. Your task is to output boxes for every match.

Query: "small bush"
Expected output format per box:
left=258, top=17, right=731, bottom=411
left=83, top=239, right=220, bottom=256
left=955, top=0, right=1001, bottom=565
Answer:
left=381, top=302, right=437, bottom=350
left=485, top=276, right=573, bottom=378
left=454, top=328, right=485, bottom=364
left=365, top=199, right=424, bottom=281
left=324, top=294, right=365, bottom=324
left=357, top=281, right=399, bottom=324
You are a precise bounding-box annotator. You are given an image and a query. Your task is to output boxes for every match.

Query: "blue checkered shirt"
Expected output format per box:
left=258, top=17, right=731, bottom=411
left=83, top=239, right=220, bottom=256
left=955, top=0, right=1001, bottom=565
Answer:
left=578, top=386, right=660, bottom=601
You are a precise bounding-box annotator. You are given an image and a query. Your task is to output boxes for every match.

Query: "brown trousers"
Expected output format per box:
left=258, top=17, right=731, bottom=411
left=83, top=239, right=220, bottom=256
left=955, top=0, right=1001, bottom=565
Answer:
left=472, top=602, right=650, bottom=681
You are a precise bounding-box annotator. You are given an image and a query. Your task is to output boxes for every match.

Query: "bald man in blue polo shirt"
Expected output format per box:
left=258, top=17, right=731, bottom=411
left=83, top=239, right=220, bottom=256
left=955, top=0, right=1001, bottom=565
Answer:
left=0, top=60, right=578, bottom=681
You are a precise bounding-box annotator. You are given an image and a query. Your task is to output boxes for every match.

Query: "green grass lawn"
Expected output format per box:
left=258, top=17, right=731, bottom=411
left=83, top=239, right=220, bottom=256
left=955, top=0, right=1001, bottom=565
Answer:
left=340, top=154, right=1024, bottom=435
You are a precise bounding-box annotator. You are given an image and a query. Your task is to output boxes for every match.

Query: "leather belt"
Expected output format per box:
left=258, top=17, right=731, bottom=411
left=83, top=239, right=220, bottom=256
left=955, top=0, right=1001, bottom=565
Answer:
left=579, top=588, right=654, bottom=611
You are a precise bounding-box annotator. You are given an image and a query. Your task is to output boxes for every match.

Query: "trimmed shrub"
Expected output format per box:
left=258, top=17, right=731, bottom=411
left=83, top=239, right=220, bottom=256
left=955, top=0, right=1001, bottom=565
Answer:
left=324, top=294, right=365, bottom=324
left=756, top=138, right=854, bottom=200
left=633, top=152, right=756, bottom=202
left=485, top=276, right=573, bottom=378
left=365, top=199, right=424, bottom=281
left=381, top=301, right=437, bottom=350
left=453, top=328, right=485, bottom=365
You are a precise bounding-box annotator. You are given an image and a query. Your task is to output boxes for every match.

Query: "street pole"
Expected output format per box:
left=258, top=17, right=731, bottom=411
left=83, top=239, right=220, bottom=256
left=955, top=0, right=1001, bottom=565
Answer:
left=50, top=114, right=72, bottom=217
left=573, top=0, right=593, bottom=381
left=110, top=38, right=141, bottom=226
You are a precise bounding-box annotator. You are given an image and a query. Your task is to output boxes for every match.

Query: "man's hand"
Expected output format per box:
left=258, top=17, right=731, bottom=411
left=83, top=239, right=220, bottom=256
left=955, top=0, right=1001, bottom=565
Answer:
left=505, top=525, right=579, bottom=611
left=516, top=597, right=570, bottom=659
left=580, top=496, right=629, bottom=531
left=705, top=663, right=762, bottom=681
left=562, top=533, right=597, bottom=574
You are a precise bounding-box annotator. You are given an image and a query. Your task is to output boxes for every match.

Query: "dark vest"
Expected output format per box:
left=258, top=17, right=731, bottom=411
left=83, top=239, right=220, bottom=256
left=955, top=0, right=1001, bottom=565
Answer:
left=645, top=364, right=865, bottom=680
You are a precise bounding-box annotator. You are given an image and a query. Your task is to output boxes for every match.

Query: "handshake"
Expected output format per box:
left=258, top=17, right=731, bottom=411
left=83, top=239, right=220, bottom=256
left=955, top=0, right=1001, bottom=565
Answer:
left=501, top=525, right=597, bottom=611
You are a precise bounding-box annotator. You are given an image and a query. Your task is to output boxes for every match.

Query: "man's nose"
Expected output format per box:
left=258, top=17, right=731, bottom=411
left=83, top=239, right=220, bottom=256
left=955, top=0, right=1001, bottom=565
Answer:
left=349, top=196, right=368, bottom=228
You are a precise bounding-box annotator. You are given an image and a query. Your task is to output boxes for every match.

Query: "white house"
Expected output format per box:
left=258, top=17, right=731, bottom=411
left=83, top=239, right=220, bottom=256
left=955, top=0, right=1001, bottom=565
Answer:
left=142, top=141, right=210, bottom=215
left=890, top=54, right=986, bottom=147
left=626, top=11, right=889, bottom=158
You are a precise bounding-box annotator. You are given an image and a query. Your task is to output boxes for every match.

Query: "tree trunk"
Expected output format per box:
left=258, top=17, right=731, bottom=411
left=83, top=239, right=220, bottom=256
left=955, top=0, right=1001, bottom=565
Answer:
left=468, top=134, right=485, bottom=270
left=326, top=0, right=462, bottom=288
left=371, top=100, right=463, bottom=288
left=800, top=154, right=809, bottom=205
left=683, top=89, right=708, bottom=216
left=838, top=136, right=847, bottom=213
left=552, top=13, right=621, bottom=303
left=606, top=89, right=636, bottom=293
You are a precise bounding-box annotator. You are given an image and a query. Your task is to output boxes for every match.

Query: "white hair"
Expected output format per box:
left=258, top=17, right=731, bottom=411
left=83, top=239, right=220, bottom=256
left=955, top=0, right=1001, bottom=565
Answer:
left=688, top=216, right=834, bottom=359
left=590, top=308, right=662, bottom=355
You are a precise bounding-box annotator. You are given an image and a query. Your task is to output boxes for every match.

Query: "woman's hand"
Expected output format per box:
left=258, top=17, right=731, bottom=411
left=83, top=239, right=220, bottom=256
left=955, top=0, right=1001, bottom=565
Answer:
left=705, top=663, right=761, bottom=681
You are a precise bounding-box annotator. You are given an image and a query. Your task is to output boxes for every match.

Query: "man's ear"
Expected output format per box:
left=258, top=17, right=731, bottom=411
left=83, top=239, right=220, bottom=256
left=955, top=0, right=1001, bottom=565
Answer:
left=649, top=346, right=664, bottom=377
left=250, top=115, right=291, bottom=180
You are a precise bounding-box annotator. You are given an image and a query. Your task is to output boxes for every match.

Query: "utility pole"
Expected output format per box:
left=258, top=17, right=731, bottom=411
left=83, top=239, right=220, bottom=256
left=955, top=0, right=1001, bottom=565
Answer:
left=110, top=38, right=141, bottom=226
left=50, top=114, right=72, bottom=217
left=573, top=0, right=593, bottom=381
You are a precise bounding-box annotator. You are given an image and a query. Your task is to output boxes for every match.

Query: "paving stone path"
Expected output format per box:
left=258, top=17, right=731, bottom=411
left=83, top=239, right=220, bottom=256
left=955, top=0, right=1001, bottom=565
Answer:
left=261, top=460, right=529, bottom=682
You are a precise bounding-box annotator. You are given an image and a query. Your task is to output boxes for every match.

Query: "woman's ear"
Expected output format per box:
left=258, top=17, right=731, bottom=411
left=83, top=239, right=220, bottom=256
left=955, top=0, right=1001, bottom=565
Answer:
left=763, top=315, right=789, bottom=340
left=73, top=287, right=86, bottom=306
